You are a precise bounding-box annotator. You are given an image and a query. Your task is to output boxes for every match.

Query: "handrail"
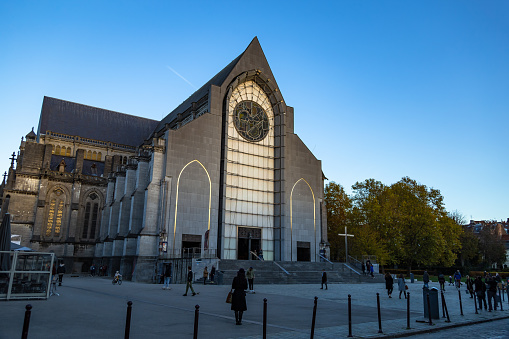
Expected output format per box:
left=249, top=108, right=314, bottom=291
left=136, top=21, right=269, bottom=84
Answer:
left=249, top=251, right=263, bottom=261
left=344, top=263, right=361, bottom=276
left=319, top=254, right=334, bottom=265
left=347, top=255, right=363, bottom=269
left=273, top=261, right=290, bottom=275
left=248, top=251, right=289, bottom=275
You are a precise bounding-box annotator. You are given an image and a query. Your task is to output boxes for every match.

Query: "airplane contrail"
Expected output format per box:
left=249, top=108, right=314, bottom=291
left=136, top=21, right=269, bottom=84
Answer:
left=166, top=66, right=197, bottom=89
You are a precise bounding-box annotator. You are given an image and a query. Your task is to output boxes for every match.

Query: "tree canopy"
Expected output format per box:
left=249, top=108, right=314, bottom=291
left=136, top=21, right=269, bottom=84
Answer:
left=325, top=177, right=463, bottom=270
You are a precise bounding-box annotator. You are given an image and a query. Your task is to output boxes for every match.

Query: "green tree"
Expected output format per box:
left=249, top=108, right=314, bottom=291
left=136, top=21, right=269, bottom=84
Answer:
left=324, top=182, right=352, bottom=261
left=350, top=177, right=462, bottom=270
left=458, top=227, right=480, bottom=267
left=478, top=225, right=507, bottom=268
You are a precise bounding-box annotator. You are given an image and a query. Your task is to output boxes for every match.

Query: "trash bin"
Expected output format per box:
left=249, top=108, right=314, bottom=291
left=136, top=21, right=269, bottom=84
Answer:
left=410, top=273, right=414, bottom=283
left=423, top=287, right=440, bottom=319
left=216, top=271, right=224, bottom=285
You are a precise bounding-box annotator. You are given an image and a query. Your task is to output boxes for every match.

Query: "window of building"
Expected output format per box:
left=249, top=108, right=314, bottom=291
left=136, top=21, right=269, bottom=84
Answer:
left=92, top=151, right=97, bottom=161
left=45, top=188, right=66, bottom=238
left=82, top=192, right=100, bottom=239
left=97, top=152, right=102, bottom=161
left=66, top=147, right=71, bottom=157
left=55, top=146, right=61, bottom=155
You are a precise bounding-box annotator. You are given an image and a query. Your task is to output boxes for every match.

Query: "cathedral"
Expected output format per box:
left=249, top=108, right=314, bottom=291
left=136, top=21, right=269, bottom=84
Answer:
left=1, top=38, right=328, bottom=282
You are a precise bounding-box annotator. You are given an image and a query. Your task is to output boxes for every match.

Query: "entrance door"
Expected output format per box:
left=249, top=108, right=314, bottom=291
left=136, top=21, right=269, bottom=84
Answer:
left=237, top=227, right=261, bottom=260
left=182, top=234, right=201, bottom=258
left=297, top=241, right=311, bottom=261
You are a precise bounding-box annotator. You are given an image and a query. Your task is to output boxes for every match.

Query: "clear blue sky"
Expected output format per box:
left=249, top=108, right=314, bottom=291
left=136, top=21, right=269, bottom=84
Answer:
left=1, top=1, right=507, bottom=222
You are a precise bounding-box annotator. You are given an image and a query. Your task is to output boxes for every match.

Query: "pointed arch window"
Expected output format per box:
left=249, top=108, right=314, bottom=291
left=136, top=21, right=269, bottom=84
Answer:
left=97, top=152, right=102, bottom=161
left=82, top=192, right=100, bottom=239
left=45, top=188, right=66, bottom=238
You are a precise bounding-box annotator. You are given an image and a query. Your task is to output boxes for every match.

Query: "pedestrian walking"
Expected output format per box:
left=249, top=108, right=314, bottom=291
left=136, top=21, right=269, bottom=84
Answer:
left=487, top=276, right=498, bottom=311
left=370, top=264, right=374, bottom=278
left=246, top=267, right=255, bottom=292
left=321, top=269, right=328, bottom=290
left=57, top=262, right=66, bottom=286
left=163, top=263, right=172, bottom=290
left=231, top=268, right=248, bottom=325
left=397, top=274, right=407, bottom=299
left=466, top=275, right=474, bottom=298
left=474, top=276, right=487, bottom=311
left=183, top=266, right=196, bottom=296
left=454, top=270, right=462, bottom=288
left=90, top=263, right=96, bottom=277
left=422, top=271, right=430, bottom=289
left=203, top=266, right=209, bottom=285
left=258, top=248, right=264, bottom=260
left=449, top=275, right=453, bottom=286
left=210, top=265, right=216, bottom=284
left=385, top=272, right=394, bottom=298
left=361, top=262, right=366, bottom=275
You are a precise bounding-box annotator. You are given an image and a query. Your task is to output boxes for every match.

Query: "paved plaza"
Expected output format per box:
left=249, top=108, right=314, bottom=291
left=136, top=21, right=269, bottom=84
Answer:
left=1, top=276, right=508, bottom=339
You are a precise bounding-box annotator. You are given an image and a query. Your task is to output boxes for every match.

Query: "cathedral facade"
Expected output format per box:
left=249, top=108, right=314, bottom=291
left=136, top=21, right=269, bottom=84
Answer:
left=2, top=38, right=328, bottom=282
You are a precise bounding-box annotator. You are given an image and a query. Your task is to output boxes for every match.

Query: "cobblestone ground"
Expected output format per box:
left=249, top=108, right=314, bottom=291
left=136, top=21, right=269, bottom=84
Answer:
left=410, top=318, right=509, bottom=338
left=1, top=277, right=508, bottom=339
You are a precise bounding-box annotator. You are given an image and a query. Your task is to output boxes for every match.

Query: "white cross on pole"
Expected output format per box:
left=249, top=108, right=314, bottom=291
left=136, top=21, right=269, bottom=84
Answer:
left=338, top=226, right=354, bottom=263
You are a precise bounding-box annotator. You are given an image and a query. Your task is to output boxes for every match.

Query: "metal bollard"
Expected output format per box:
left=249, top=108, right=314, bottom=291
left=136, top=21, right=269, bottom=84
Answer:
left=21, top=304, right=32, bottom=339
left=441, top=290, right=446, bottom=318
left=310, top=296, right=318, bottom=339
left=474, top=292, right=478, bottom=314
left=499, top=288, right=504, bottom=311
left=458, top=289, right=464, bottom=316
left=348, top=294, right=353, bottom=337
left=426, top=293, right=432, bottom=325
left=263, top=298, right=267, bottom=339
left=193, top=305, right=200, bottom=339
left=125, top=301, right=133, bottom=339
left=406, top=292, right=411, bottom=330
left=376, top=293, right=382, bottom=333
left=441, top=291, right=451, bottom=323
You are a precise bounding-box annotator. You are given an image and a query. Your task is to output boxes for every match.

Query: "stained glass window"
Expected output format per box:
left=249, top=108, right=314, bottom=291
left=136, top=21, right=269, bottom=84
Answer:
left=233, top=100, right=270, bottom=142
left=45, top=189, right=65, bottom=238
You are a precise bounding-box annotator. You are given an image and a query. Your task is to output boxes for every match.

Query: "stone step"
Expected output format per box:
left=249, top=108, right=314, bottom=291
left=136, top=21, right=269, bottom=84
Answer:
left=208, top=259, right=385, bottom=285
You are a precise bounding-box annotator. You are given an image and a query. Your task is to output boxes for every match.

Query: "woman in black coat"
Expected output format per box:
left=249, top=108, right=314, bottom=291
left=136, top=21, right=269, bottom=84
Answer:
left=385, top=272, right=394, bottom=298
left=231, top=268, right=248, bottom=325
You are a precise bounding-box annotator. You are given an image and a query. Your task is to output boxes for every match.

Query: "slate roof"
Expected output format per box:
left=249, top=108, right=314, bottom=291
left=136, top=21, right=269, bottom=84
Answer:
left=153, top=40, right=249, bottom=134
left=38, top=97, right=159, bottom=147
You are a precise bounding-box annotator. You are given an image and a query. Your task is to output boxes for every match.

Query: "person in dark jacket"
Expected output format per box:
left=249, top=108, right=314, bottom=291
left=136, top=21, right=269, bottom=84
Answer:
left=474, top=276, right=487, bottom=310
left=57, top=262, right=66, bottom=286
left=183, top=266, right=196, bottom=296
left=210, top=266, right=216, bottom=284
left=486, top=276, right=498, bottom=311
left=385, top=272, right=394, bottom=298
left=231, top=268, right=248, bottom=325
left=465, top=275, right=474, bottom=298
left=163, top=263, right=172, bottom=290
left=321, top=269, right=328, bottom=290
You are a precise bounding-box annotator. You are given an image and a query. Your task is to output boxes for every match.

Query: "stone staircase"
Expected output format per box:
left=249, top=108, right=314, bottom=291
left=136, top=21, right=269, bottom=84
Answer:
left=206, top=260, right=384, bottom=285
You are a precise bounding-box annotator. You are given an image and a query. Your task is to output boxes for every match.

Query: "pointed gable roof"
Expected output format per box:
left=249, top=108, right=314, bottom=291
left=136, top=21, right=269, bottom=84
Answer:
left=38, top=97, right=159, bottom=147
left=153, top=37, right=282, bottom=134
